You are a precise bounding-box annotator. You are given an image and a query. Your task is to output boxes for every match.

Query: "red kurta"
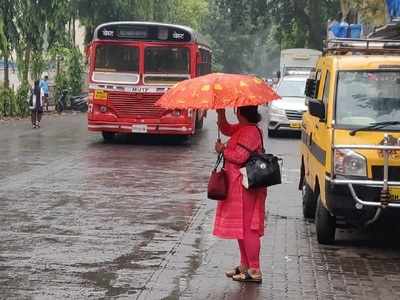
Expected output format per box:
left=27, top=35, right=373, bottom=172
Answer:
left=212, top=120, right=267, bottom=240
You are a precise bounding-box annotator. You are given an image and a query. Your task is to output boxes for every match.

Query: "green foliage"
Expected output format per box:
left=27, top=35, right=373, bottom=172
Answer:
left=0, top=84, right=29, bottom=118
left=30, top=52, right=46, bottom=82
left=1, top=0, right=349, bottom=117
left=0, top=88, right=15, bottom=118
left=270, top=0, right=340, bottom=50
left=203, top=0, right=276, bottom=75
left=15, top=83, right=30, bottom=117
left=51, top=45, right=84, bottom=98
left=67, top=47, right=84, bottom=96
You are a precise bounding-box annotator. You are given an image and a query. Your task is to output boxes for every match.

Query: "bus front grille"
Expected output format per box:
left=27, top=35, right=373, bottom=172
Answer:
left=108, top=92, right=165, bottom=118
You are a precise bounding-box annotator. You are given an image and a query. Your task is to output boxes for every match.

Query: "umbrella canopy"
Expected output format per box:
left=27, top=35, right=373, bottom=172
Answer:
left=155, top=73, right=280, bottom=110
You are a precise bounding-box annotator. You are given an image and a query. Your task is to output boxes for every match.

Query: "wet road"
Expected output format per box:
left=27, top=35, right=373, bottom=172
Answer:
left=1, top=111, right=400, bottom=300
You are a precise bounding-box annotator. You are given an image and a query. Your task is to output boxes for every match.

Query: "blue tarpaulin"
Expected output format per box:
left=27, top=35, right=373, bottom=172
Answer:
left=387, top=0, right=400, bottom=18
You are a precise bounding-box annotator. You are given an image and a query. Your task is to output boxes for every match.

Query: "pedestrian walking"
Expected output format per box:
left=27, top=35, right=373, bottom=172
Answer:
left=213, top=106, right=266, bottom=283
left=29, top=80, right=44, bottom=129
left=39, top=75, right=50, bottom=112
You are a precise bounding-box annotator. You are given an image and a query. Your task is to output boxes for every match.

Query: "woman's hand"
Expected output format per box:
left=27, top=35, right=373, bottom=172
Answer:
left=215, top=140, right=225, bottom=153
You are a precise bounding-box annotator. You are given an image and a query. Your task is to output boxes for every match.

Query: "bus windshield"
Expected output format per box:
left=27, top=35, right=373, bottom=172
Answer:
left=144, top=47, right=190, bottom=84
left=335, top=71, right=400, bottom=130
left=93, top=45, right=139, bottom=84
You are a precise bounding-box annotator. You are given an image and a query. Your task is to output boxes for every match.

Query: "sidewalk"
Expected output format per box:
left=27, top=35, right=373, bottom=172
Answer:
left=139, top=154, right=400, bottom=300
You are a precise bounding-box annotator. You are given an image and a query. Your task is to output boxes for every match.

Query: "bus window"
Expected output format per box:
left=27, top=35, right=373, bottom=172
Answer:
left=93, top=45, right=139, bottom=84
left=144, top=47, right=190, bottom=84
left=197, top=49, right=211, bottom=76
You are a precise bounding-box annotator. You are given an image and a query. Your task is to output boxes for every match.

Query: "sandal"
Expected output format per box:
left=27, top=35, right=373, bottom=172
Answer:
left=232, top=270, right=262, bottom=283
left=225, top=266, right=243, bottom=278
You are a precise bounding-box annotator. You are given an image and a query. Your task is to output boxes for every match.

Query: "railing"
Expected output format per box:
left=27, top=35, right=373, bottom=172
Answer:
left=324, top=38, right=400, bottom=55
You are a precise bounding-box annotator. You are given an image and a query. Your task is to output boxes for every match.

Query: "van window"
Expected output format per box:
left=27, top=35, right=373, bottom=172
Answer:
left=322, top=71, right=330, bottom=105
left=335, top=71, right=400, bottom=129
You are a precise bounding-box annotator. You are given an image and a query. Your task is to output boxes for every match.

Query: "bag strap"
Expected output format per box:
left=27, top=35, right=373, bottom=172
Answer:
left=236, top=126, right=265, bottom=154
left=254, top=126, right=265, bottom=153
left=213, top=153, right=224, bottom=171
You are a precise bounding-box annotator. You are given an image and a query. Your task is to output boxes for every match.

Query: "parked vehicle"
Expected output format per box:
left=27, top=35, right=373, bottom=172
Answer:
left=56, top=90, right=88, bottom=113
left=299, top=38, right=400, bottom=245
left=267, top=75, right=308, bottom=136
left=280, top=48, right=322, bottom=77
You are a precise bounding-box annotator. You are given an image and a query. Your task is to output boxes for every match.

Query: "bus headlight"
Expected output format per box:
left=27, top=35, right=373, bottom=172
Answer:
left=334, top=149, right=367, bottom=177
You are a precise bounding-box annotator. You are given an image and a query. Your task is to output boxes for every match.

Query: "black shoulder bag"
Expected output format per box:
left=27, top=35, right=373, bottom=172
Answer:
left=240, top=127, right=282, bottom=189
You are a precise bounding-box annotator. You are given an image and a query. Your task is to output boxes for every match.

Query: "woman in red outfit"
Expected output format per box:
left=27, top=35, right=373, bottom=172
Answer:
left=213, top=106, right=267, bottom=283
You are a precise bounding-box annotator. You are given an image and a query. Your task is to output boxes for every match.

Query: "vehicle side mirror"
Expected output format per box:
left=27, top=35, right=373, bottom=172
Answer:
left=305, top=78, right=319, bottom=98
left=308, top=98, right=325, bottom=121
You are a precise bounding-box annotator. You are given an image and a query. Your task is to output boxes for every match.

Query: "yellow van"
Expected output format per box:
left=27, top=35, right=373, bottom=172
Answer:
left=300, top=39, right=400, bottom=244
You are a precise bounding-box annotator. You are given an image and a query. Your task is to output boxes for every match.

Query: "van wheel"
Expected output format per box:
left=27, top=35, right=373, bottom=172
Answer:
left=302, top=183, right=316, bottom=219
left=102, top=131, right=115, bottom=142
left=315, top=195, right=336, bottom=245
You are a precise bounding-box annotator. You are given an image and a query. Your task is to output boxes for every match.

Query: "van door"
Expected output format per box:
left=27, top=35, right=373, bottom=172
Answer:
left=310, top=67, right=332, bottom=198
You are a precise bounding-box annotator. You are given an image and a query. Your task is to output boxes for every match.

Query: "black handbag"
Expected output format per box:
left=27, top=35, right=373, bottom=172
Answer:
left=240, top=127, right=282, bottom=189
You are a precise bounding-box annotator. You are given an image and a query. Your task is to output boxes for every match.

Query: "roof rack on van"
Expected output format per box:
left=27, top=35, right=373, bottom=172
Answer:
left=324, top=38, right=400, bottom=55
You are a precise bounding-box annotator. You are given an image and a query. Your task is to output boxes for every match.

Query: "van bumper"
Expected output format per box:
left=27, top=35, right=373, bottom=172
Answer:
left=325, top=178, right=400, bottom=226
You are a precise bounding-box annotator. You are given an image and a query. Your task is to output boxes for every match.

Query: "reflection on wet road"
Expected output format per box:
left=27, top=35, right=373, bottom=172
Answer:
left=2, top=111, right=400, bottom=299
left=0, top=113, right=216, bottom=299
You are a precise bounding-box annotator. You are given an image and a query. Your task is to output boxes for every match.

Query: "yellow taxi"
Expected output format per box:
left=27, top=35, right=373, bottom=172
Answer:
left=299, top=39, right=400, bottom=244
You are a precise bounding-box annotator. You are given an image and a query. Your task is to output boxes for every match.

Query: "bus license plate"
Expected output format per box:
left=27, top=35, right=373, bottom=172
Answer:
left=289, top=121, right=301, bottom=129
left=390, top=188, right=400, bottom=201
left=132, top=125, right=148, bottom=133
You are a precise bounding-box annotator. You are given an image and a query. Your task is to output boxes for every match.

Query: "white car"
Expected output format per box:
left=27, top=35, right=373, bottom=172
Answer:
left=267, top=75, right=308, bottom=136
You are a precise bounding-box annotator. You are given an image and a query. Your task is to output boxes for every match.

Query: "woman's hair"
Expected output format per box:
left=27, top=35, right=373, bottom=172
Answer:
left=34, top=80, right=41, bottom=95
left=238, top=106, right=262, bottom=124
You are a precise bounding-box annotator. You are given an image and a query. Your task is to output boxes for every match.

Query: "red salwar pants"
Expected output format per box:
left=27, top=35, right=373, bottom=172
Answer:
left=237, top=196, right=261, bottom=269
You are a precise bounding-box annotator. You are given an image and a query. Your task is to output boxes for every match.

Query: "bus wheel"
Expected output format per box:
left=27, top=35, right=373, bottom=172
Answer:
left=102, top=131, right=115, bottom=142
left=315, top=194, right=336, bottom=245
left=302, top=182, right=316, bottom=219
left=195, top=116, right=204, bottom=130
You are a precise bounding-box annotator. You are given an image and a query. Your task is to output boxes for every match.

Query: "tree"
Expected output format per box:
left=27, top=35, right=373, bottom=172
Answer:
left=0, top=0, right=18, bottom=89
left=271, top=0, right=340, bottom=50
left=341, top=0, right=387, bottom=28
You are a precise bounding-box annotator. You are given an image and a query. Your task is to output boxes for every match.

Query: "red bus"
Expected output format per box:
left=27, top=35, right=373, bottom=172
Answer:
left=86, top=22, right=212, bottom=141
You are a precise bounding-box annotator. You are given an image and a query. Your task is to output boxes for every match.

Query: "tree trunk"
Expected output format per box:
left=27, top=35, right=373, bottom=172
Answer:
left=4, top=55, right=9, bottom=89
left=308, top=0, right=323, bottom=50
left=22, top=47, right=31, bottom=85
left=340, top=0, right=350, bottom=19
left=72, top=14, right=76, bottom=46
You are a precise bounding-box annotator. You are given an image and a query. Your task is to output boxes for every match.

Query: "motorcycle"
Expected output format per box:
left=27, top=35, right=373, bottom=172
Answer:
left=56, top=90, right=88, bottom=113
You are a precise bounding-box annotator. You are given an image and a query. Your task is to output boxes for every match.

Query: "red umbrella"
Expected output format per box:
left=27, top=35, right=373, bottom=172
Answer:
left=156, top=73, right=280, bottom=109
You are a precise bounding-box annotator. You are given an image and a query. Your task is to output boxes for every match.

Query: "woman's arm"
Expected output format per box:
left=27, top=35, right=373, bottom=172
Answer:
left=217, top=109, right=239, bottom=137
